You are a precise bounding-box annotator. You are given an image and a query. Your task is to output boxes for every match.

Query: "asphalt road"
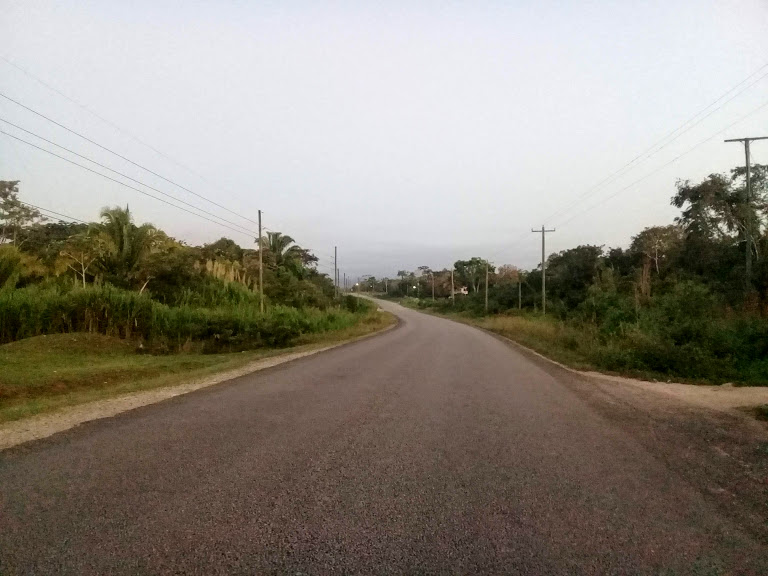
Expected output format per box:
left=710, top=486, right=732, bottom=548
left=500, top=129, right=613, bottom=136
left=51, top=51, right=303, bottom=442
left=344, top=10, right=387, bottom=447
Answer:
left=1, top=300, right=766, bottom=575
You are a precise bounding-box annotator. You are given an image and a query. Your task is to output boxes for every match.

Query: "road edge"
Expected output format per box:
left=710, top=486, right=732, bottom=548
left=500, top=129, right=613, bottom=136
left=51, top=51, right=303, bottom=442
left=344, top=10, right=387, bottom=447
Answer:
left=0, top=313, right=401, bottom=451
left=395, top=302, right=768, bottom=415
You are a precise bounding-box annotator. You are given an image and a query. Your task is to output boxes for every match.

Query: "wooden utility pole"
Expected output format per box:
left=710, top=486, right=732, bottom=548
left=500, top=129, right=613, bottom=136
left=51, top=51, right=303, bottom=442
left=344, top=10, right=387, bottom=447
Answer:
left=484, top=263, right=489, bottom=313
left=451, top=269, right=455, bottom=305
left=532, top=226, right=556, bottom=314
left=725, top=136, right=768, bottom=289
left=258, top=209, right=263, bottom=313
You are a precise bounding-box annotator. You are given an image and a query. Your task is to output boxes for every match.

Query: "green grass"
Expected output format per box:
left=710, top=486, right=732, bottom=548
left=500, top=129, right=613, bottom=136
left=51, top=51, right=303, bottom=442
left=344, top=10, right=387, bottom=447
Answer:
left=395, top=297, right=768, bottom=386
left=0, top=284, right=370, bottom=349
left=0, top=308, right=396, bottom=424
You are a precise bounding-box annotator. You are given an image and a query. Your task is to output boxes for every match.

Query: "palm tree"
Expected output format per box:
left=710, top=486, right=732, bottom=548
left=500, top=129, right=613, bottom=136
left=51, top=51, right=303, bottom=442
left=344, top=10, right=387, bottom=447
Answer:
left=262, top=231, right=305, bottom=267
left=98, top=206, right=156, bottom=286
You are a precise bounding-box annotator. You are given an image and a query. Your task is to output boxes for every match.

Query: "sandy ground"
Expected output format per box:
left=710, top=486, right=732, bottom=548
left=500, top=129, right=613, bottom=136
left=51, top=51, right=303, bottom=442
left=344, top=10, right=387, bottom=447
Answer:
left=583, top=370, right=768, bottom=411
left=487, top=330, right=768, bottom=411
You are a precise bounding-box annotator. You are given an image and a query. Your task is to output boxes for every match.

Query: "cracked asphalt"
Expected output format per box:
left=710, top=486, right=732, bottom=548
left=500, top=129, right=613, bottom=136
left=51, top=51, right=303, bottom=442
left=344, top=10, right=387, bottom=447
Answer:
left=1, top=299, right=766, bottom=575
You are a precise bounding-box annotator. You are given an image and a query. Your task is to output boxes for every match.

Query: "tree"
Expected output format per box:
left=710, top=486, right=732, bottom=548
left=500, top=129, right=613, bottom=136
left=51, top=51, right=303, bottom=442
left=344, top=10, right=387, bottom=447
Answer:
left=202, top=237, right=244, bottom=262
left=546, top=245, right=604, bottom=310
left=672, top=174, right=740, bottom=241
left=135, top=235, right=200, bottom=298
left=0, top=244, right=45, bottom=289
left=0, top=181, right=43, bottom=245
left=261, top=231, right=310, bottom=274
left=59, top=230, right=106, bottom=288
left=670, top=171, right=760, bottom=295
left=454, top=258, right=492, bottom=293
left=17, top=221, right=89, bottom=267
left=496, top=264, right=521, bottom=285
left=629, top=225, right=683, bottom=298
left=98, top=206, right=157, bottom=287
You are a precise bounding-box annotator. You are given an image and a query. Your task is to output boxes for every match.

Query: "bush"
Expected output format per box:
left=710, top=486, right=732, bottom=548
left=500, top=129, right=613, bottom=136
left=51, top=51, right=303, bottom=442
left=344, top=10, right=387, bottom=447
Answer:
left=0, top=284, right=364, bottom=351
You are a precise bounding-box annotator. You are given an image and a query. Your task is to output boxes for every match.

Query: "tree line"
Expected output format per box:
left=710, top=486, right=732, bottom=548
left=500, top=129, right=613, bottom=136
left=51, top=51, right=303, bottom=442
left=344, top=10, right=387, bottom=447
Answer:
left=0, top=180, right=336, bottom=308
left=375, top=163, right=768, bottom=312
left=372, top=164, right=768, bottom=383
left=0, top=181, right=367, bottom=350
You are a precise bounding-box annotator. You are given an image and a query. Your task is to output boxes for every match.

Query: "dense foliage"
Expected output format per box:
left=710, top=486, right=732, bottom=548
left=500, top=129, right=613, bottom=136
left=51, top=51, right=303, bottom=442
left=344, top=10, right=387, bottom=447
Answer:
left=0, top=285, right=367, bottom=352
left=378, top=165, right=768, bottom=384
left=0, top=186, right=361, bottom=351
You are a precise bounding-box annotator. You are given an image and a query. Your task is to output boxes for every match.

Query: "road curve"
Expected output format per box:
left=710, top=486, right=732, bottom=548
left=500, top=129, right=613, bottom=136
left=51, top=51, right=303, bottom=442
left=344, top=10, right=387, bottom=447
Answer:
left=1, top=300, right=766, bottom=574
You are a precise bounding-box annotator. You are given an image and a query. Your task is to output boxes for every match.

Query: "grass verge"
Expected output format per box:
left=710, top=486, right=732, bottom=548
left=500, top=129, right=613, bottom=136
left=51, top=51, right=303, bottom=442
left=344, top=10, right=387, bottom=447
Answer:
left=0, top=308, right=396, bottom=424
left=392, top=297, right=762, bottom=386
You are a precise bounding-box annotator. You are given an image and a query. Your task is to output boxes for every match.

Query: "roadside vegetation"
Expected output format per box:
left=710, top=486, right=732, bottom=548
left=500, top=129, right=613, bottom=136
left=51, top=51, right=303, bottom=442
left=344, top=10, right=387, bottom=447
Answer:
left=0, top=306, right=393, bottom=424
left=375, top=164, right=768, bottom=386
left=0, top=181, right=393, bottom=421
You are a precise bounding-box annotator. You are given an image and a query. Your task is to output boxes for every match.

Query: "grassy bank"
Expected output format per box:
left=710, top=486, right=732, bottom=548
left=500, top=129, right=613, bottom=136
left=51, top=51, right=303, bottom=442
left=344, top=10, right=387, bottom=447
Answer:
left=0, top=304, right=395, bottom=423
left=0, top=285, right=370, bottom=350
left=393, top=296, right=768, bottom=386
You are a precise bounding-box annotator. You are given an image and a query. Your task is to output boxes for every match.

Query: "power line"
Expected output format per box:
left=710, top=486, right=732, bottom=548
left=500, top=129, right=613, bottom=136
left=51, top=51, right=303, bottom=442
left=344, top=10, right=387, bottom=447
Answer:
left=546, top=65, right=768, bottom=224
left=0, top=129, right=257, bottom=239
left=19, top=200, right=334, bottom=275
left=488, top=78, right=768, bottom=264
left=0, top=54, right=220, bottom=192
left=0, top=90, right=261, bottom=229
left=0, top=117, right=259, bottom=237
left=555, top=98, right=768, bottom=228
left=20, top=201, right=89, bottom=224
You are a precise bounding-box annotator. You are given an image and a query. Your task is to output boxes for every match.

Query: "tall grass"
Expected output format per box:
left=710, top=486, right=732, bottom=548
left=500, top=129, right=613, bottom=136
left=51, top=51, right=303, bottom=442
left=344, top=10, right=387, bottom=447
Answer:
left=471, top=312, right=768, bottom=385
left=0, top=285, right=371, bottom=351
left=403, top=287, right=768, bottom=385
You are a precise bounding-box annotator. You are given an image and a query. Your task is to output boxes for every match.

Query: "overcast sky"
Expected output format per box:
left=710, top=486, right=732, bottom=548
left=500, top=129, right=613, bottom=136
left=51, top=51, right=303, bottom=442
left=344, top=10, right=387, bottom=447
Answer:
left=2, top=0, right=767, bottom=279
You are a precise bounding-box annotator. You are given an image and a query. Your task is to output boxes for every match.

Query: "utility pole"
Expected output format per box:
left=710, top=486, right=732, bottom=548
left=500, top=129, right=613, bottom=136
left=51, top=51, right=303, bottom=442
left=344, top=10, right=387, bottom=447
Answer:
left=431, top=272, right=435, bottom=301
left=725, top=136, right=768, bottom=289
left=334, top=246, right=338, bottom=298
left=532, top=226, right=556, bottom=314
left=343, top=272, right=346, bottom=294
left=258, top=209, right=263, bottom=313
left=451, top=269, right=455, bottom=305
left=385, top=278, right=388, bottom=294
left=484, top=263, right=489, bottom=313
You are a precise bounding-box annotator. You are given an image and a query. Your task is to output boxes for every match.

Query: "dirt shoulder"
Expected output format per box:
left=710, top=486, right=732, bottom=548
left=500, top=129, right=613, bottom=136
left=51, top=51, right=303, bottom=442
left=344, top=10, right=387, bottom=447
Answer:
left=479, top=323, right=768, bottom=544
left=492, top=328, right=768, bottom=412
left=0, top=317, right=398, bottom=451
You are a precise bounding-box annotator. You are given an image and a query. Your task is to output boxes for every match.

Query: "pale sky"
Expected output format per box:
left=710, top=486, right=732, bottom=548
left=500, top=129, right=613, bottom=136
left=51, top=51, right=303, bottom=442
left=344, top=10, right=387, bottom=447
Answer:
left=2, top=0, right=767, bottom=280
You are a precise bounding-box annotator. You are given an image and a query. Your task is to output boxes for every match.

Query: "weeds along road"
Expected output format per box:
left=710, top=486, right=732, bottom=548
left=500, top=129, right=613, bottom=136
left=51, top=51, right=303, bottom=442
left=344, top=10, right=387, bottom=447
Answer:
left=1, top=299, right=767, bottom=575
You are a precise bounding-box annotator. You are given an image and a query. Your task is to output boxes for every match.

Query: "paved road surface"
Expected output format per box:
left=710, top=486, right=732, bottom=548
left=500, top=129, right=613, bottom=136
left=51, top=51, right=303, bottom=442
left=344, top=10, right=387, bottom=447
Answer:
left=1, top=300, right=766, bottom=574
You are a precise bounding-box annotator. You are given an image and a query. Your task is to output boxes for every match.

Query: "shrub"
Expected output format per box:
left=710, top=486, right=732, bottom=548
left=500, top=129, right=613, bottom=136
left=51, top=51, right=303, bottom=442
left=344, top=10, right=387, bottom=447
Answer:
left=0, top=285, right=364, bottom=351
